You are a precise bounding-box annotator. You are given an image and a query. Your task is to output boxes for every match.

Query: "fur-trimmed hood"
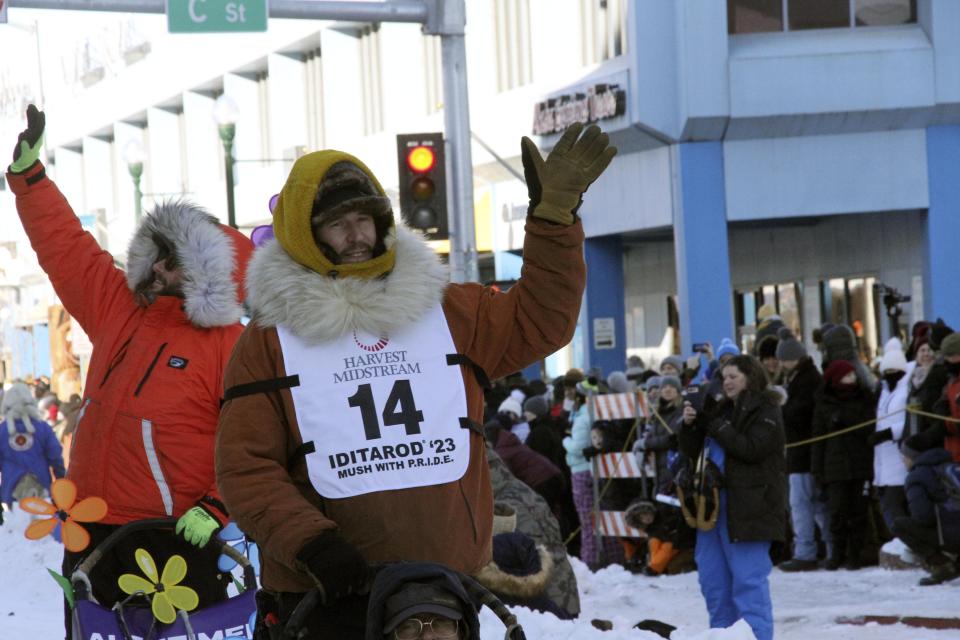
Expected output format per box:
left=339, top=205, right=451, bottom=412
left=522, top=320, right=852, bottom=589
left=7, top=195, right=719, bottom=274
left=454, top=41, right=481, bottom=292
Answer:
left=125, top=200, right=253, bottom=328
left=245, top=224, right=448, bottom=343
left=474, top=545, right=554, bottom=599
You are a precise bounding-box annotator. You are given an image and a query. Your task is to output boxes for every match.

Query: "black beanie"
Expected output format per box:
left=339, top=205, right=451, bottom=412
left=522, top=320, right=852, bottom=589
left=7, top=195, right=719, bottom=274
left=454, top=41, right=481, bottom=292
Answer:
left=757, top=336, right=778, bottom=360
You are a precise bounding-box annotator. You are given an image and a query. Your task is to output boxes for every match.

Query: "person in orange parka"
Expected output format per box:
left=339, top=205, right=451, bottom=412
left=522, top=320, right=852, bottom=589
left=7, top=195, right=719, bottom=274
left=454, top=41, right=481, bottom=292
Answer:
left=7, top=105, right=253, bottom=638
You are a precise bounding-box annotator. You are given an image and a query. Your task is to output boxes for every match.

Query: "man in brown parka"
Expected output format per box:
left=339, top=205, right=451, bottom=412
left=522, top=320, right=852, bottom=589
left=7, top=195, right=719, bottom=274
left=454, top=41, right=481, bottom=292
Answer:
left=215, top=123, right=616, bottom=637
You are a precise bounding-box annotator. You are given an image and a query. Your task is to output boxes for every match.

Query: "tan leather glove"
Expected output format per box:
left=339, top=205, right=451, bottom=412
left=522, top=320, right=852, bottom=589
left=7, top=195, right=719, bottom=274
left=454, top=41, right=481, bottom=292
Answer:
left=520, top=122, right=618, bottom=225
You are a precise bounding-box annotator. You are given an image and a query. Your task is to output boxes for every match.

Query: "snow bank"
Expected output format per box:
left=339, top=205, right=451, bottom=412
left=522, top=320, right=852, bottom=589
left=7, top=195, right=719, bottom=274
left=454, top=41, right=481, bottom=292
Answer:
left=2, top=506, right=957, bottom=639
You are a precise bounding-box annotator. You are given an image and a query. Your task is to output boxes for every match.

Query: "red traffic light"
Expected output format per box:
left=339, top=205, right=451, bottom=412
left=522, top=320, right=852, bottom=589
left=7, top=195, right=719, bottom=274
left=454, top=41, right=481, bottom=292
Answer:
left=406, top=146, right=436, bottom=173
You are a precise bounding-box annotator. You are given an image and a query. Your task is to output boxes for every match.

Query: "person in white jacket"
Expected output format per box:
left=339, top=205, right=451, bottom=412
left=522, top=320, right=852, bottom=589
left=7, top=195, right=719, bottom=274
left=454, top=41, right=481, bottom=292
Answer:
left=868, top=338, right=915, bottom=530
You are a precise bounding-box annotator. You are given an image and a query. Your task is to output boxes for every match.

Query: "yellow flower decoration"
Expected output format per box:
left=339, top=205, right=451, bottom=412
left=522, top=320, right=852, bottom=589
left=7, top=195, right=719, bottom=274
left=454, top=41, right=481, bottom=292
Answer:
left=117, top=549, right=199, bottom=624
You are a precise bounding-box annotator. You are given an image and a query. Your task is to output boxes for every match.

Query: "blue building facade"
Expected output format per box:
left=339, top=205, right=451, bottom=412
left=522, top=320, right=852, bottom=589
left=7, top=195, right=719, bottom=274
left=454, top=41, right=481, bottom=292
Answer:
left=528, top=0, right=959, bottom=373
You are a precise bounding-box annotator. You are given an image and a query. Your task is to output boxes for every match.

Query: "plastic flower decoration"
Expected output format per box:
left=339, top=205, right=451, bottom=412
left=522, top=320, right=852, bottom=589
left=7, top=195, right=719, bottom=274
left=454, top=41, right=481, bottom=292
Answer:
left=21, top=478, right=108, bottom=552
left=217, top=522, right=261, bottom=577
left=118, top=549, right=199, bottom=624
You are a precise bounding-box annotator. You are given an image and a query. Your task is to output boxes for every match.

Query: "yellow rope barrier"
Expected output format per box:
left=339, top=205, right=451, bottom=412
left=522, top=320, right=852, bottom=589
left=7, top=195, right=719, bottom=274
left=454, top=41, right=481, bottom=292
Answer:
left=785, top=404, right=960, bottom=449
left=560, top=401, right=959, bottom=546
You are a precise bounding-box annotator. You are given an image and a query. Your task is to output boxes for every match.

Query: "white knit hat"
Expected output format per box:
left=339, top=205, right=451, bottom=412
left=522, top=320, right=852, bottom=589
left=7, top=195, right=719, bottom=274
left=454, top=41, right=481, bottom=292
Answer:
left=879, top=338, right=908, bottom=373
left=497, top=397, right=523, bottom=419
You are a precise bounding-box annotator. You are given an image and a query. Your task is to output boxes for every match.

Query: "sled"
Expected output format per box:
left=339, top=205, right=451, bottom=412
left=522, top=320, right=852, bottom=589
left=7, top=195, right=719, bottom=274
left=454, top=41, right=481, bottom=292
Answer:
left=274, top=563, right=527, bottom=640
left=69, top=518, right=258, bottom=640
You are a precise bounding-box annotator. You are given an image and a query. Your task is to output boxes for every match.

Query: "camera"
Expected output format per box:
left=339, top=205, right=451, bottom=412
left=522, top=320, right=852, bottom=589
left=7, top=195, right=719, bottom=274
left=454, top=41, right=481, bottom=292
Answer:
left=874, top=283, right=910, bottom=319
left=682, top=387, right=704, bottom=411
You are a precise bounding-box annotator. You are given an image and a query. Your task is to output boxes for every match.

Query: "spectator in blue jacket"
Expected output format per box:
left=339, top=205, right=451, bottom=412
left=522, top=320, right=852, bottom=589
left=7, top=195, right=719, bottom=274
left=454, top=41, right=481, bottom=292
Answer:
left=0, top=382, right=66, bottom=510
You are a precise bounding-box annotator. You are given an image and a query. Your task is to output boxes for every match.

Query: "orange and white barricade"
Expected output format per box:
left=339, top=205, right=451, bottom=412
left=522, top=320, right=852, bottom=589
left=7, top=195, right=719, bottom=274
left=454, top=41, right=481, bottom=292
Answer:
left=588, top=392, right=650, bottom=547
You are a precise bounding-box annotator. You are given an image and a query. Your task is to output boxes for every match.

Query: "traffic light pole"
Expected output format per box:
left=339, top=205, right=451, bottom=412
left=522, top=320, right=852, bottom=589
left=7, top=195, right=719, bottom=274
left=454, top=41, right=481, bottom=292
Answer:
left=435, top=2, right=478, bottom=284
left=10, top=0, right=480, bottom=282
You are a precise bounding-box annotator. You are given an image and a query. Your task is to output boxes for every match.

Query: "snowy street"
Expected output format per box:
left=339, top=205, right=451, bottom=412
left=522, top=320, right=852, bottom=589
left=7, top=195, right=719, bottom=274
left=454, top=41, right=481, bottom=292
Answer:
left=3, top=509, right=957, bottom=640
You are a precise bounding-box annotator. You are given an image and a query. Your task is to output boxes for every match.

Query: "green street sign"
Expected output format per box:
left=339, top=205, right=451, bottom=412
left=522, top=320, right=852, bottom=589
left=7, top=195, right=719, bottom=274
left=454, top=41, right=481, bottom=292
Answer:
left=167, top=0, right=268, bottom=33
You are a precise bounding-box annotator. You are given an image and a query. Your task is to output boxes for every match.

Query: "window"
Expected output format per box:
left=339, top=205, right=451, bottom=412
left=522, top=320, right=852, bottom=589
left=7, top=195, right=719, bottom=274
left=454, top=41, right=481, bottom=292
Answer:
left=728, top=0, right=916, bottom=34
left=580, top=0, right=627, bottom=65
left=304, top=48, right=324, bottom=150
left=819, top=276, right=880, bottom=363
left=493, top=0, right=533, bottom=91
left=423, top=35, right=443, bottom=113
left=358, top=25, right=384, bottom=135
left=734, top=282, right=803, bottom=354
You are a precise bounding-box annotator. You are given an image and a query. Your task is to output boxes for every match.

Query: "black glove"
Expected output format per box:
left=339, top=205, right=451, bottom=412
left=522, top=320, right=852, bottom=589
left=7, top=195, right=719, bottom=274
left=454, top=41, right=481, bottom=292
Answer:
left=666, top=433, right=679, bottom=450
left=296, top=531, right=370, bottom=601
left=582, top=446, right=600, bottom=460
left=10, top=104, right=45, bottom=174
left=867, top=428, right=893, bottom=447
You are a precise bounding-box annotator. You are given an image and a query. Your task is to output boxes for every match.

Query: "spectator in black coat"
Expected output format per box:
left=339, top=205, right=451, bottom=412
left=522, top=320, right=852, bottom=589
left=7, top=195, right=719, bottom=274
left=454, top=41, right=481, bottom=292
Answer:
left=810, top=360, right=875, bottom=570
left=776, top=331, right=831, bottom=572
left=523, top=395, right=566, bottom=472
left=892, top=446, right=960, bottom=585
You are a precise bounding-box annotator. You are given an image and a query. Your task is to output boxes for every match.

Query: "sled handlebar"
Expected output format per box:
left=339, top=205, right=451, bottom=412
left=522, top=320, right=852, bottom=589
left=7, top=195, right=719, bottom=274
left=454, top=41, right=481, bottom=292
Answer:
left=282, top=565, right=526, bottom=640
left=70, top=517, right=257, bottom=601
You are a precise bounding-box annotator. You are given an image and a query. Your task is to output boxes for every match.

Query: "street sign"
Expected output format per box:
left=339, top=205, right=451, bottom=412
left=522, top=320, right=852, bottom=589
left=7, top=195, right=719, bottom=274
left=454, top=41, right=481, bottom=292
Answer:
left=593, top=317, right=616, bottom=350
left=167, top=0, right=268, bottom=33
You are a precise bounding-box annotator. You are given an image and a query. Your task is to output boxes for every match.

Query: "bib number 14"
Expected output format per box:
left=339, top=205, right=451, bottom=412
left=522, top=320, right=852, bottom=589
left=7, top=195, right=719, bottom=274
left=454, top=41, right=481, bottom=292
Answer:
left=347, top=379, right=425, bottom=441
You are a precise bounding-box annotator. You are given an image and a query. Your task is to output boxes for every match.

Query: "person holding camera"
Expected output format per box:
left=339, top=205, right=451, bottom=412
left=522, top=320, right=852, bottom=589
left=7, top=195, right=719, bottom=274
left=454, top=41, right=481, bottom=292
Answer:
left=678, top=355, right=786, bottom=640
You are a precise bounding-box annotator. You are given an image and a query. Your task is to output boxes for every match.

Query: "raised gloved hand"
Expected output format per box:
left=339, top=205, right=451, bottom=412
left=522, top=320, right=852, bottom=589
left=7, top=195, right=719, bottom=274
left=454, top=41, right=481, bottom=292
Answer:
left=296, top=530, right=370, bottom=601
left=175, top=505, right=223, bottom=548
left=867, top=428, right=893, bottom=447
left=520, top=122, right=618, bottom=225
left=10, top=104, right=45, bottom=174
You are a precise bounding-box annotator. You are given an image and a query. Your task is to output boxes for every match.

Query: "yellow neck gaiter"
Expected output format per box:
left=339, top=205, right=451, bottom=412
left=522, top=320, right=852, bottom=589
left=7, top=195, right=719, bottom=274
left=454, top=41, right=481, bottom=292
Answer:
left=272, top=150, right=397, bottom=279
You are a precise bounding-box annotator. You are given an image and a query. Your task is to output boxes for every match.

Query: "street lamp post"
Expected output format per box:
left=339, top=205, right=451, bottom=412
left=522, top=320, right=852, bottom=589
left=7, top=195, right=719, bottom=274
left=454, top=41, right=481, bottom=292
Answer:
left=213, top=95, right=240, bottom=229
left=123, top=140, right=145, bottom=225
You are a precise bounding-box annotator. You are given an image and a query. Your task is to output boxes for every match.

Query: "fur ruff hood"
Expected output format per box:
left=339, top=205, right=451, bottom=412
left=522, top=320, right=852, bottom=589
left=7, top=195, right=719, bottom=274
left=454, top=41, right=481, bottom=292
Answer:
left=2, top=382, right=41, bottom=435
left=125, top=200, right=253, bottom=328
left=245, top=224, right=449, bottom=343
left=474, top=545, right=554, bottom=599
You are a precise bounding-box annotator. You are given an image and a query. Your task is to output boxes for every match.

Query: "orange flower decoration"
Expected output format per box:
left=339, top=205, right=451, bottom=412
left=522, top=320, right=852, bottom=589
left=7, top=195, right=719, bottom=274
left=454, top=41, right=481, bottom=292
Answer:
left=21, top=478, right=108, bottom=552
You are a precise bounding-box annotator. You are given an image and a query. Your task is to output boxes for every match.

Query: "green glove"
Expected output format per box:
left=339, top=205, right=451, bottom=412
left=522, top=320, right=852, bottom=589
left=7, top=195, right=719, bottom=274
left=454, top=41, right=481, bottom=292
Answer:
left=175, top=505, right=223, bottom=548
left=10, top=104, right=45, bottom=174
left=520, top=122, right=618, bottom=225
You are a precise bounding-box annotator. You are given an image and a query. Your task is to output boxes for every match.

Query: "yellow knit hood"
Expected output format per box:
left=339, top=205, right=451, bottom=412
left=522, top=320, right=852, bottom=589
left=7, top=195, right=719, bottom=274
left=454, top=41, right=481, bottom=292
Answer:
left=272, top=150, right=396, bottom=279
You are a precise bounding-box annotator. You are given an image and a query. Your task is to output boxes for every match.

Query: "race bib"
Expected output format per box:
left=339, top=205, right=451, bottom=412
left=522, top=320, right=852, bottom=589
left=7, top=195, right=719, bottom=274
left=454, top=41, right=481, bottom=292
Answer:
left=277, top=305, right=470, bottom=499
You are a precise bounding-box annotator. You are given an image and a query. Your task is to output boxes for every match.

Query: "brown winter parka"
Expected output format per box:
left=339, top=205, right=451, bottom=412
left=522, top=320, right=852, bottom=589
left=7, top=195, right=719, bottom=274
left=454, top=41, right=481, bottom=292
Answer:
left=216, top=216, right=585, bottom=594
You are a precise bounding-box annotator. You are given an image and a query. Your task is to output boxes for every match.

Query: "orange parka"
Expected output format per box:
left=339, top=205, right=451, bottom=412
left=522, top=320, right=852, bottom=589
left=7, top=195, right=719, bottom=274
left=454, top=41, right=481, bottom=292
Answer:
left=8, top=162, right=252, bottom=524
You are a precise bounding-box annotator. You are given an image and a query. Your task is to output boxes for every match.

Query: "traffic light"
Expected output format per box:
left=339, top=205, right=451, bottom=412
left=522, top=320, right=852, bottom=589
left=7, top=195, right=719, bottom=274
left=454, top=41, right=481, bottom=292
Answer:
left=396, top=133, right=448, bottom=240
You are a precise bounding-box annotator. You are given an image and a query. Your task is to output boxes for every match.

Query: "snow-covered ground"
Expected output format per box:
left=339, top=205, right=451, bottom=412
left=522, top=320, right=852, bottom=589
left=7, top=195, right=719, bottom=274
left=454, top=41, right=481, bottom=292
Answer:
left=2, top=507, right=957, bottom=639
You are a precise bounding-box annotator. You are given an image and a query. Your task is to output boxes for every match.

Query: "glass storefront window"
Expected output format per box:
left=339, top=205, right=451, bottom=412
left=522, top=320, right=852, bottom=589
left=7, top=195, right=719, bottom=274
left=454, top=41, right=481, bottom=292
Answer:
left=818, top=276, right=881, bottom=364
left=728, top=0, right=917, bottom=33
left=789, top=0, right=850, bottom=30
left=855, top=0, right=917, bottom=26
left=727, top=0, right=783, bottom=34
left=734, top=282, right=803, bottom=355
